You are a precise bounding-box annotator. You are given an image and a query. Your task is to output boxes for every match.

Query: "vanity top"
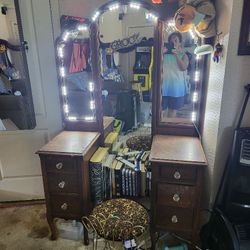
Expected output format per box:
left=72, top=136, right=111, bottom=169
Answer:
left=103, top=116, right=114, bottom=130
left=150, top=135, right=207, bottom=166
left=37, top=131, right=100, bottom=156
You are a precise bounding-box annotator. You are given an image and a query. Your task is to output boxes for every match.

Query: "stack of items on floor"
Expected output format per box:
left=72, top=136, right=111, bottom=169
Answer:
left=89, top=131, right=151, bottom=206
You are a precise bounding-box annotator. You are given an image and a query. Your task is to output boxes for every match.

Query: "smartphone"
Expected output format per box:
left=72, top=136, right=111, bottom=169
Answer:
left=164, top=42, right=174, bottom=54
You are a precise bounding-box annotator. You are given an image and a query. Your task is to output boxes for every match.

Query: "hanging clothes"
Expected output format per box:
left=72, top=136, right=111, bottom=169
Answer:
left=69, top=41, right=88, bottom=74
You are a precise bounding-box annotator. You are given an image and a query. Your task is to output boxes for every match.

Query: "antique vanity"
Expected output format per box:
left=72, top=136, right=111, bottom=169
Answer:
left=37, top=0, right=210, bottom=248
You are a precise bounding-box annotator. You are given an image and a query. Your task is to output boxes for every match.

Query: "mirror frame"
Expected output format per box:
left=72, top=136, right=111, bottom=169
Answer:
left=56, top=22, right=104, bottom=137
left=152, top=20, right=207, bottom=137
left=55, top=0, right=209, bottom=138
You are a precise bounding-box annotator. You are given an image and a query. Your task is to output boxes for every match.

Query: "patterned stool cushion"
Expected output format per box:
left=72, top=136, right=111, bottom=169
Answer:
left=126, top=135, right=151, bottom=151
left=88, top=198, right=149, bottom=241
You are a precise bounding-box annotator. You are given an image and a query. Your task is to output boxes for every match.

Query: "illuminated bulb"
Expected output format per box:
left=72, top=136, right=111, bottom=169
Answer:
left=62, top=31, right=70, bottom=41
left=60, top=67, right=66, bottom=77
left=196, top=55, right=200, bottom=61
left=191, top=112, right=197, bottom=122
left=89, top=82, right=94, bottom=92
left=64, top=104, right=69, bottom=113
left=68, top=116, right=77, bottom=121
left=145, top=12, right=158, bottom=22
left=62, top=86, right=67, bottom=96
left=109, top=3, right=119, bottom=11
left=194, top=71, right=200, bottom=82
left=129, top=2, right=140, bottom=9
left=189, top=29, right=195, bottom=39
left=90, top=100, right=95, bottom=110
left=92, top=11, right=100, bottom=22
left=58, top=45, right=64, bottom=58
left=85, top=116, right=94, bottom=121
left=192, top=92, right=198, bottom=103
left=77, top=25, right=88, bottom=31
left=168, top=20, right=175, bottom=27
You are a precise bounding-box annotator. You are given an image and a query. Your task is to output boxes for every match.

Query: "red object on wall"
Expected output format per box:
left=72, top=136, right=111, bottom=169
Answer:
left=152, top=0, right=163, bottom=4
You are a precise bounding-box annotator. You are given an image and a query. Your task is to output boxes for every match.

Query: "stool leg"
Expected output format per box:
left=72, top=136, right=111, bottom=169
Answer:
left=94, top=233, right=98, bottom=250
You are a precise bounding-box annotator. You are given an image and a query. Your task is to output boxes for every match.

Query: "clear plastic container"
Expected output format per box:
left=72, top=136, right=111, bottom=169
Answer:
left=56, top=219, right=83, bottom=241
left=164, top=243, right=188, bottom=250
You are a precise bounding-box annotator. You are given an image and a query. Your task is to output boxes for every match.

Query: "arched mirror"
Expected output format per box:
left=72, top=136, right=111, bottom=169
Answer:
left=56, top=21, right=103, bottom=132
left=93, top=0, right=159, bottom=136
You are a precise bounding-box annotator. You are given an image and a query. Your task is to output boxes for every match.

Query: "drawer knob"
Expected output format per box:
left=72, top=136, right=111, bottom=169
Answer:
left=56, top=162, right=63, bottom=170
left=61, top=203, right=68, bottom=211
left=174, top=171, right=181, bottom=180
left=58, top=181, right=65, bottom=189
left=173, top=194, right=180, bottom=202
left=171, top=215, right=178, bottom=224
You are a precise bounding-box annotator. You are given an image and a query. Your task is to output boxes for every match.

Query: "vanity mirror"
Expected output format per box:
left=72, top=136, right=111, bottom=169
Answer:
left=152, top=19, right=206, bottom=136
left=56, top=21, right=103, bottom=133
left=93, top=0, right=159, bottom=134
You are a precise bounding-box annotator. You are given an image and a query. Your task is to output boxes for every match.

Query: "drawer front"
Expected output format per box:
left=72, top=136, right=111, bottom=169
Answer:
left=157, top=183, right=196, bottom=208
left=44, top=156, right=77, bottom=173
left=50, top=195, right=82, bottom=217
left=155, top=206, right=193, bottom=231
left=47, top=172, right=80, bottom=194
left=159, top=166, right=197, bottom=184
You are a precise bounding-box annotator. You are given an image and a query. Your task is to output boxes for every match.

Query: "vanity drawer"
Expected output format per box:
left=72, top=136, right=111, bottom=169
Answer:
left=157, top=183, right=196, bottom=208
left=159, top=166, right=197, bottom=184
left=47, top=172, right=80, bottom=194
left=156, top=206, right=193, bottom=231
left=50, top=195, right=82, bottom=217
left=44, top=156, right=77, bottom=173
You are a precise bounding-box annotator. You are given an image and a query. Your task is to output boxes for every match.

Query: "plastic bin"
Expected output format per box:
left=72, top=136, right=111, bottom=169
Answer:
left=56, top=219, right=83, bottom=241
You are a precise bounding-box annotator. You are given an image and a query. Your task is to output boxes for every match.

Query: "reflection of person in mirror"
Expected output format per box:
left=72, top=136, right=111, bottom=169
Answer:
left=162, top=32, right=189, bottom=118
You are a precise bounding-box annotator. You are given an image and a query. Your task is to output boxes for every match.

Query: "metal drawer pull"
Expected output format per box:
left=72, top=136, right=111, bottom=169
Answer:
left=174, top=171, right=181, bottom=180
left=61, top=203, right=68, bottom=211
left=58, top=181, right=65, bottom=189
left=173, top=194, right=180, bottom=202
left=171, top=215, right=178, bottom=224
left=56, top=162, right=63, bottom=170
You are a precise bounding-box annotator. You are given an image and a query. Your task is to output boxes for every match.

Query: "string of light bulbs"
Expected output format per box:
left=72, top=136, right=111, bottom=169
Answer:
left=57, top=1, right=160, bottom=123
left=57, top=25, right=96, bottom=122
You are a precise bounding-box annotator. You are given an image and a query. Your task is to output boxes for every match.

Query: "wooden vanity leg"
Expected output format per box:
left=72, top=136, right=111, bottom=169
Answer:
left=191, top=230, right=199, bottom=250
left=47, top=215, right=57, bottom=240
left=150, top=229, right=157, bottom=250
left=83, top=224, right=89, bottom=245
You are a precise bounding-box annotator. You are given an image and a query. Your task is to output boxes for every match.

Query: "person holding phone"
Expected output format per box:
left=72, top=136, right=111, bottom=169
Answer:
left=162, top=32, right=189, bottom=118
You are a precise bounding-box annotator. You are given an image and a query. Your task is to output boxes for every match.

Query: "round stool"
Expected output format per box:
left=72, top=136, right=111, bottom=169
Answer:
left=126, top=135, right=151, bottom=151
left=82, top=198, right=149, bottom=249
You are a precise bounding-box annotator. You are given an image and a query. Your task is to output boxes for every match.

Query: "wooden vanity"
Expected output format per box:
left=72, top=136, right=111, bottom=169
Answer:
left=37, top=131, right=100, bottom=244
left=150, top=135, right=207, bottom=249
